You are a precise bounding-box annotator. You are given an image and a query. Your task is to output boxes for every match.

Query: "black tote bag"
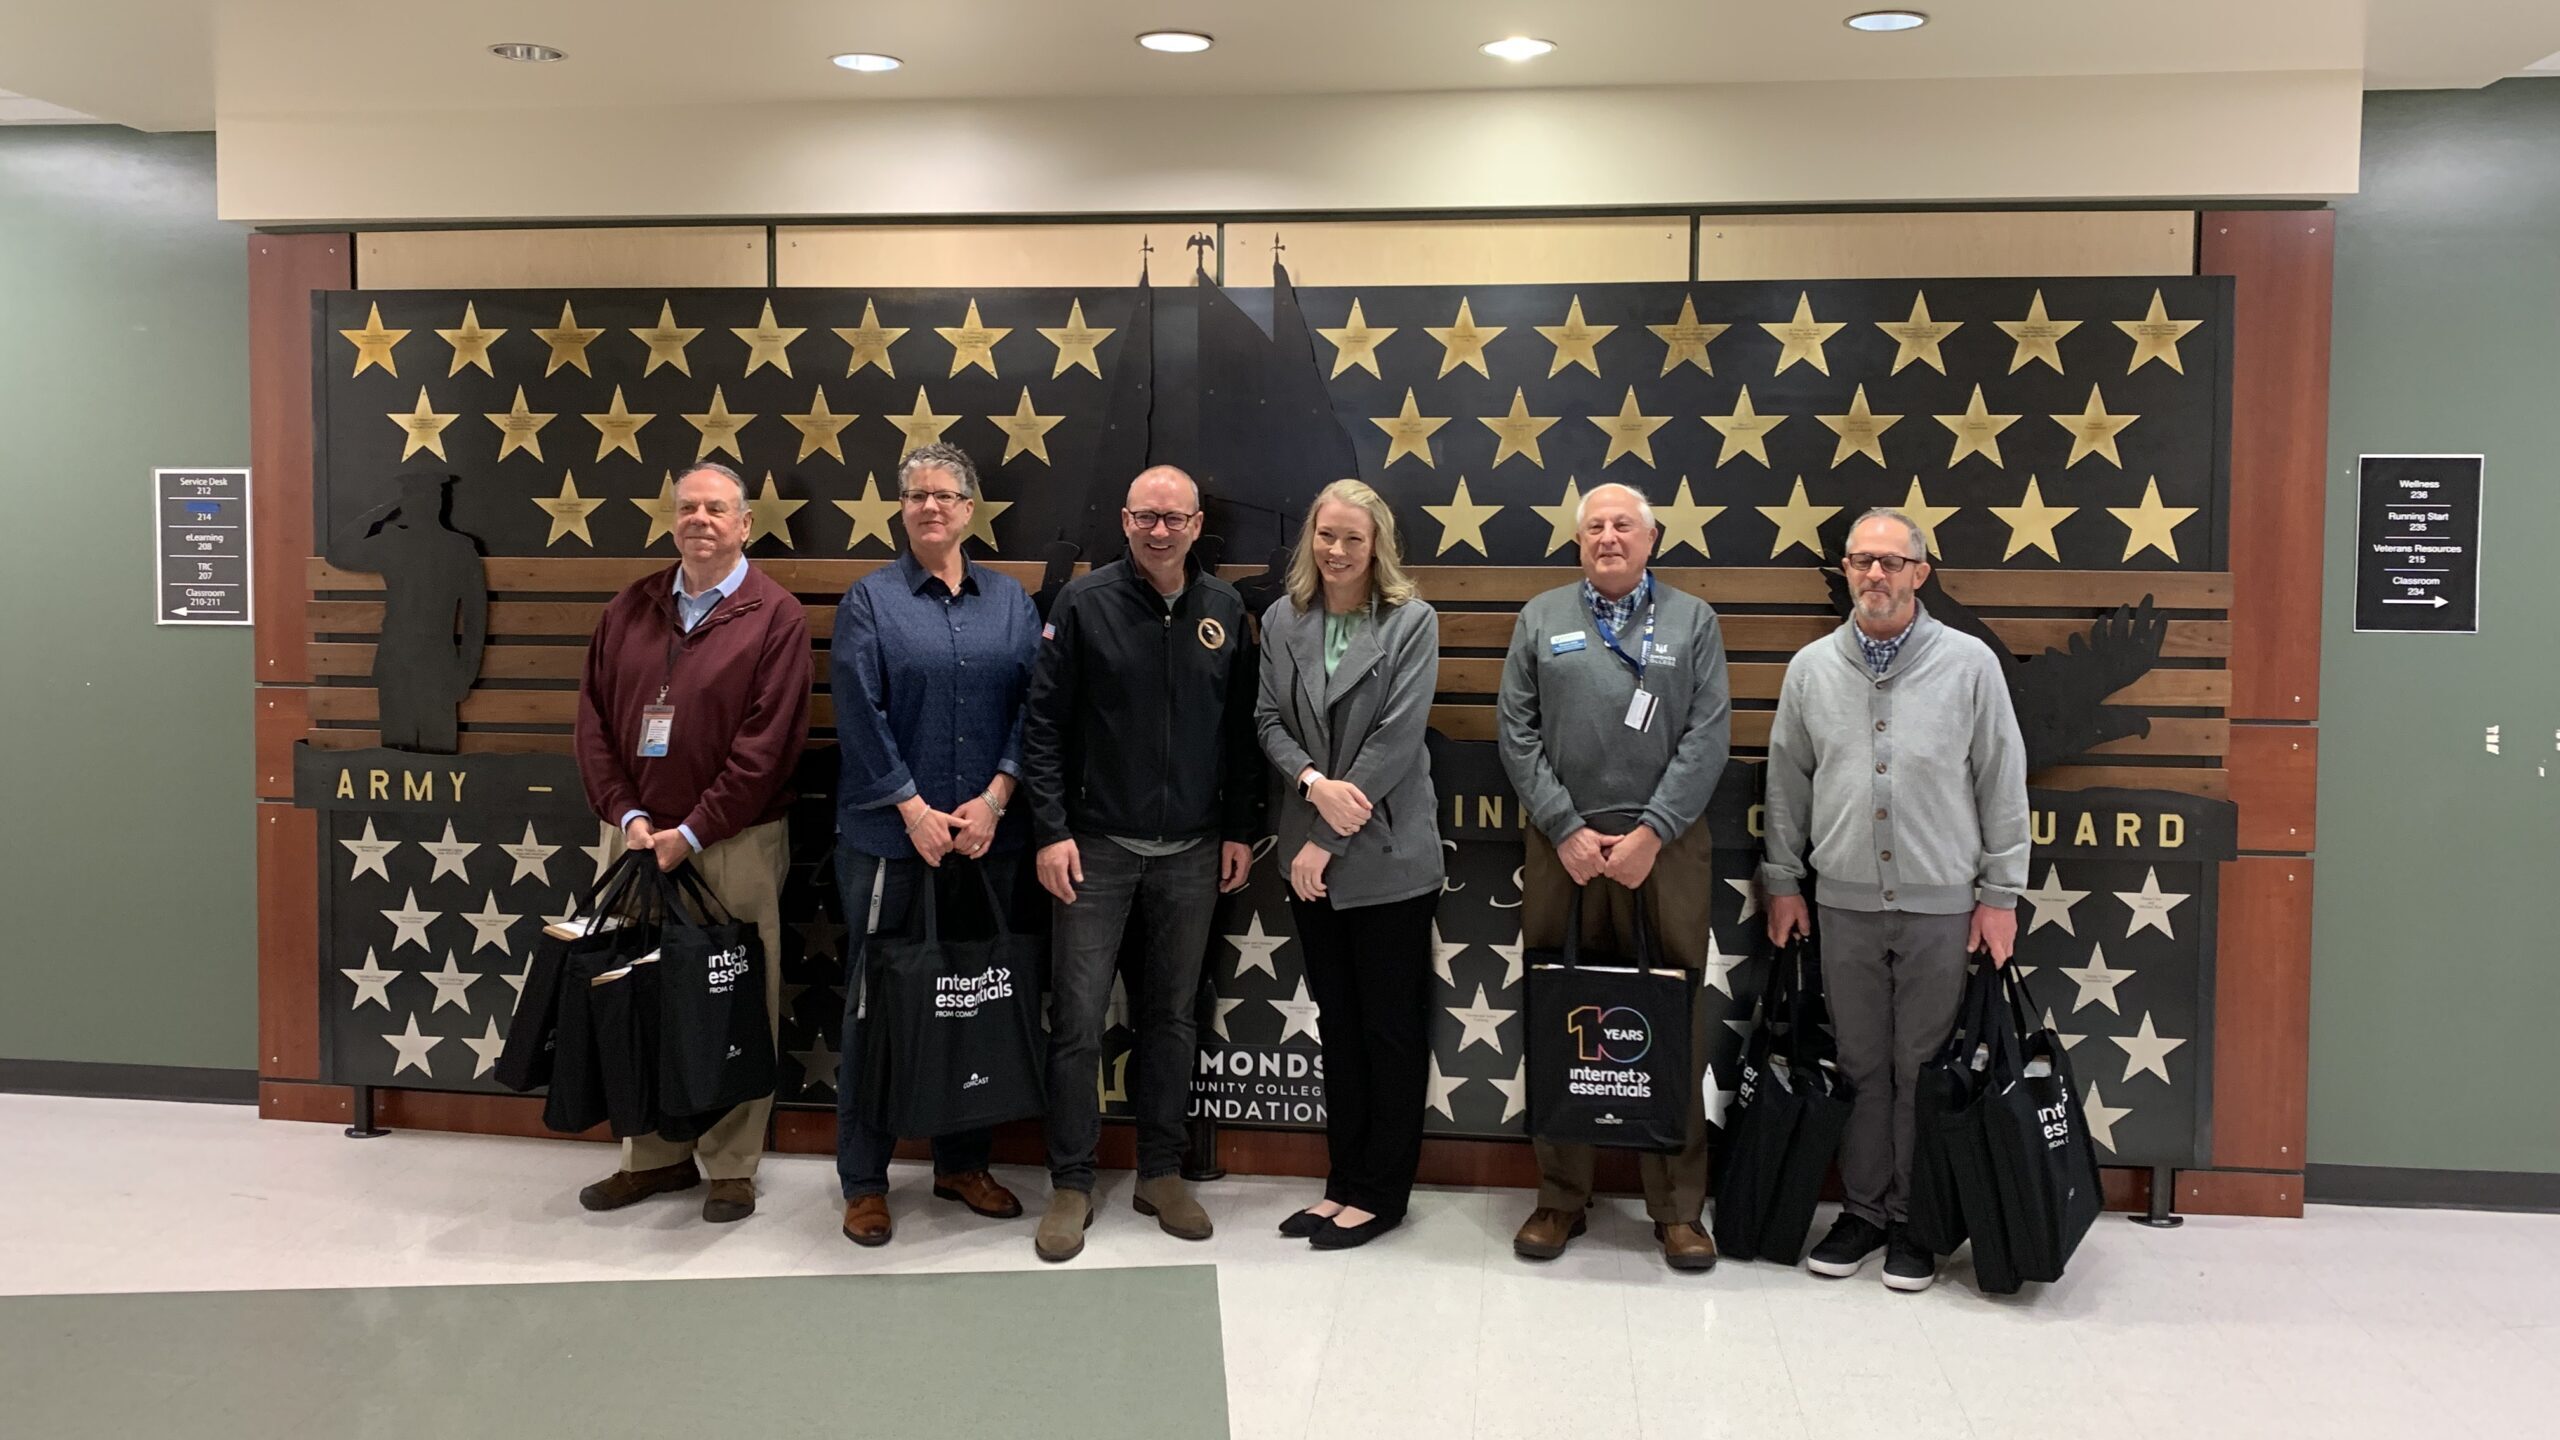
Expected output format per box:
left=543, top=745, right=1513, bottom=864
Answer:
left=587, top=953, right=666, bottom=1139
left=652, top=863, right=776, bottom=1119
left=1911, top=964, right=2015, bottom=1289
left=1980, top=966, right=2105, bottom=1284
left=1524, top=889, right=1694, bottom=1153
left=861, top=860, right=1047, bottom=1137
left=1712, top=942, right=1855, bottom=1264
left=497, top=851, right=653, bottom=1093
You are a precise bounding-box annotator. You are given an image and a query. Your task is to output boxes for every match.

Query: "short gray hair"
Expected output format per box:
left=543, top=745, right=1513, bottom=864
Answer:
left=1575, top=482, right=1657, bottom=533
left=674, top=460, right=748, bottom=504
left=897, top=443, right=980, bottom=501
left=1850, top=507, right=1930, bottom=558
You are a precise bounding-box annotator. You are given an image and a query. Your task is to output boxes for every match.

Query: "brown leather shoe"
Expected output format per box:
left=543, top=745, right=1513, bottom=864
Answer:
left=1656, top=1221, right=1719, bottom=1273
left=577, top=1161, right=699, bottom=1212
left=842, top=1194, right=892, bottom=1247
left=702, top=1177, right=755, bottom=1223
left=1512, top=1206, right=1589, bottom=1261
left=932, top=1170, right=1024, bottom=1220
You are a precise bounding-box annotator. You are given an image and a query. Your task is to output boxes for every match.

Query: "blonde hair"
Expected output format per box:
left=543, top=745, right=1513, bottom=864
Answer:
left=1286, top=479, right=1418, bottom=610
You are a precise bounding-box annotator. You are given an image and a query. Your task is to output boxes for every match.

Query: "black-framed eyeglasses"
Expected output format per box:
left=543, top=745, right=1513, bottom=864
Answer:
left=1126, top=508, right=1198, bottom=532
left=1843, top=551, right=1922, bottom=575
left=901, top=489, right=970, bottom=508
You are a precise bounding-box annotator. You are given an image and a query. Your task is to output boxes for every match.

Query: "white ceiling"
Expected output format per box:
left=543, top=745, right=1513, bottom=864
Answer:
left=2, top=0, right=2555, bottom=133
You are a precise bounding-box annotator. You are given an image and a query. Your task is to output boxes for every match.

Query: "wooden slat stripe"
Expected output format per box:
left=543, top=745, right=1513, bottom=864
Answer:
left=1436, top=612, right=2231, bottom=658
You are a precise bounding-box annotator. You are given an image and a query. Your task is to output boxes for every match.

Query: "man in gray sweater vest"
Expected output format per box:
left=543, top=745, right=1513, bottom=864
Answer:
left=1500, top=483, right=1732, bottom=1272
left=1762, top=509, right=2030, bottom=1293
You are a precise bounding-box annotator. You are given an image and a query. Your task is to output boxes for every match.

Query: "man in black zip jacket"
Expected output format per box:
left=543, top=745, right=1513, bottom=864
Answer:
left=1021, top=465, right=1263, bottom=1262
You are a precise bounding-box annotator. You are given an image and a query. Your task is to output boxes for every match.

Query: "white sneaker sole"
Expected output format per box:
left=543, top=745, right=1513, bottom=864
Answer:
left=1883, top=1268, right=1936, bottom=1293
left=1805, top=1251, right=1877, bottom=1278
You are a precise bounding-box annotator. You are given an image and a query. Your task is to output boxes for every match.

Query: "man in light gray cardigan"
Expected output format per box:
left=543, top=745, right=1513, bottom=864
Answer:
left=1762, top=508, right=2030, bottom=1293
left=1500, top=482, right=1731, bottom=1272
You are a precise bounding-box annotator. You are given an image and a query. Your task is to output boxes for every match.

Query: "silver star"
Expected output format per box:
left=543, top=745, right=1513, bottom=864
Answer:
left=1225, top=913, right=1289, bottom=981
left=462, top=1018, right=507, bottom=1079
left=420, top=820, right=480, bottom=884
left=422, top=951, right=481, bottom=1014
left=794, top=1034, right=842, bottom=1095
left=1269, top=980, right=1323, bottom=1046
left=1431, top=921, right=1470, bottom=986
left=1491, top=1058, right=1528, bottom=1123
left=2039, top=1006, right=2087, bottom=1053
left=1104, top=974, right=1130, bottom=1033
left=1424, top=1052, right=1466, bottom=1120
left=1448, top=984, right=1517, bottom=1055
left=794, top=914, right=847, bottom=964
left=2116, top=867, right=2192, bottom=939
left=2020, top=864, right=2091, bottom=935
left=382, top=1012, right=443, bottom=1078
left=1488, top=932, right=1525, bottom=990
left=2082, top=1081, right=2132, bottom=1153
left=498, top=822, right=562, bottom=886
left=381, top=889, right=440, bottom=953
left=1702, top=1060, right=1738, bottom=1129
left=1702, top=926, right=1747, bottom=997
left=2058, top=941, right=2137, bottom=1015
left=340, top=947, right=399, bottom=1011
left=1210, top=993, right=1246, bottom=1041
left=460, top=891, right=522, bottom=954
left=2110, top=1010, right=2188, bottom=1084
left=581, top=822, right=620, bottom=879
left=501, top=957, right=534, bottom=1012
left=1724, top=877, right=1760, bottom=923
left=339, top=818, right=402, bottom=883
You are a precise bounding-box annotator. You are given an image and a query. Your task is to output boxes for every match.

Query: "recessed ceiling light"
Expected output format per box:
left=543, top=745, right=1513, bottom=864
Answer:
left=1480, top=36, right=1558, bottom=62
left=829, top=53, right=903, bottom=72
left=488, top=42, right=566, bottom=63
left=1136, top=31, right=1214, bottom=54
left=1844, top=10, right=1928, bottom=32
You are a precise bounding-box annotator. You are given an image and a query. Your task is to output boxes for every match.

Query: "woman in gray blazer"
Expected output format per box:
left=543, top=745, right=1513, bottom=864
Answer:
left=1256, top=479, right=1443, bottom=1249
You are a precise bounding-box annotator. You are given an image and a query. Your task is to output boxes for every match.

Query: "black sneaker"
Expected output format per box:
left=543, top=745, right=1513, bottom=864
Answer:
left=1883, top=1224, right=1937, bottom=1293
left=1805, top=1213, right=1889, bottom=1278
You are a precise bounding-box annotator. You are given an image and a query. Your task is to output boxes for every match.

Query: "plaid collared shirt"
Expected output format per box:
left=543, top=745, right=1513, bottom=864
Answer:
left=1857, top=613, right=1917, bottom=677
left=1582, top=575, right=1649, bottom=639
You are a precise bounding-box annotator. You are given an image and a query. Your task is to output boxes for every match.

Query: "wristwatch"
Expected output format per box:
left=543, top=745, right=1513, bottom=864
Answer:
left=1299, top=769, right=1323, bottom=800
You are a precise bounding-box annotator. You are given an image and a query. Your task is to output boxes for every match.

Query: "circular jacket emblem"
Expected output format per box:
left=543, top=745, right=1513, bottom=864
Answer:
left=1197, top=617, right=1227, bottom=651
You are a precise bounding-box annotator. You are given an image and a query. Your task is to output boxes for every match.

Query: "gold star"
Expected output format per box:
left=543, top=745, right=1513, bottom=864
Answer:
left=1532, top=478, right=1585, bottom=556
left=682, top=386, right=756, bottom=461
left=1894, top=478, right=1960, bottom=557
left=1996, top=290, right=2080, bottom=374
left=1758, top=477, right=1843, bottom=559
left=962, top=495, right=1013, bottom=553
left=1937, top=385, right=2022, bottom=468
left=1704, top=385, right=1787, bottom=467
left=435, top=302, right=505, bottom=377
left=1647, top=295, right=1728, bottom=376
left=387, top=387, right=456, bottom=460
left=834, top=473, right=903, bottom=553
left=630, top=472, right=679, bottom=547
left=1760, top=292, right=1846, bottom=376
left=1588, top=388, right=1671, bottom=467
left=1370, top=389, right=1450, bottom=468
left=1036, top=299, right=1114, bottom=379
left=934, top=298, right=1011, bottom=378
left=584, top=386, right=653, bottom=463
left=782, top=386, right=857, bottom=462
left=1479, top=388, right=1559, bottom=468
left=2115, top=291, right=2203, bottom=374
left=1317, top=298, right=1396, bottom=379
left=340, top=302, right=408, bottom=377
left=631, top=301, right=703, bottom=376
left=534, top=472, right=605, bottom=546
left=532, top=301, right=604, bottom=377
left=987, top=388, right=1066, bottom=464
left=2053, top=385, right=2139, bottom=468
left=1534, top=295, right=1615, bottom=378
left=483, top=386, right=554, bottom=462
left=1653, top=477, right=1725, bottom=560
left=1421, top=476, right=1503, bottom=558
left=1990, top=476, right=2078, bottom=561
left=1423, top=297, right=1503, bottom=379
left=746, top=473, right=807, bottom=549
left=1877, top=292, right=1962, bottom=375
left=1817, top=384, right=1903, bottom=467
left=887, top=387, right=962, bottom=450
left=833, top=299, right=908, bottom=378
left=2107, top=477, right=2198, bottom=561
left=733, top=299, right=805, bottom=377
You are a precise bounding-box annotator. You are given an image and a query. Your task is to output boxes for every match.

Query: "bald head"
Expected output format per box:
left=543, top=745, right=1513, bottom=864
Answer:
left=1126, top=465, right=1200, bottom=511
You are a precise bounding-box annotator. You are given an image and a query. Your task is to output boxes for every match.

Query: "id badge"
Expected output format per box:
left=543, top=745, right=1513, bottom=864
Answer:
left=637, top=704, right=675, bottom=757
left=1623, top=690, right=1658, bottom=733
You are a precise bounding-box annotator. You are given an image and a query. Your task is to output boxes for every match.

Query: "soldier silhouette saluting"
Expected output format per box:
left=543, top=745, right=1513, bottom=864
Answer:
left=328, top=471, right=486, bottom=754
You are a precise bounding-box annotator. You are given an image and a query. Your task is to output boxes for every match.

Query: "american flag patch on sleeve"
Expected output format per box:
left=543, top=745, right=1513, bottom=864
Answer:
left=1042, top=623, right=1056, bottom=641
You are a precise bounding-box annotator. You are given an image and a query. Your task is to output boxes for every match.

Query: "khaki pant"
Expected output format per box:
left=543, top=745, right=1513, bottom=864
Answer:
left=1524, top=819, right=1718, bottom=1226
left=624, top=818, right=789, bottom=1183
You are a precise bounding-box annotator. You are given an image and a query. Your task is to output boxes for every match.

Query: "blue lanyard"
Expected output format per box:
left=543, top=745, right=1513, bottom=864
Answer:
left=1591, top=576, right=1655, bottom=682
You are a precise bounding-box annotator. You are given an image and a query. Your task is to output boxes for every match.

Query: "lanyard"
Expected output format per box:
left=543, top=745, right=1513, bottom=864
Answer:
left=1591, top=575, right=1655, bottom=682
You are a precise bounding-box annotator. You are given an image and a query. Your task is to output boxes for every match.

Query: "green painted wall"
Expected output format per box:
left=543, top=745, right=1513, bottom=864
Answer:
left=0, top=128, right=254, bottom=1070
left=2314, top=79, right=2560, bottom=1173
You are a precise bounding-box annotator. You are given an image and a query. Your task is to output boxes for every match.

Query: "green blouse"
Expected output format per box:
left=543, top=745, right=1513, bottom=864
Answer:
left=1323, top=605, right=1370, bottom=675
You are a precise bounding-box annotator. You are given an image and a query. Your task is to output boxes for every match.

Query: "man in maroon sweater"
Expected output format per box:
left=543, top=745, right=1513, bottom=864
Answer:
left=572, top=460, right=810, bottom=1223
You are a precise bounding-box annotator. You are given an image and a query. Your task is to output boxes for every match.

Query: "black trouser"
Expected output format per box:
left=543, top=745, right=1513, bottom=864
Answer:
left=1290, top=889, right=1438, bottom=1221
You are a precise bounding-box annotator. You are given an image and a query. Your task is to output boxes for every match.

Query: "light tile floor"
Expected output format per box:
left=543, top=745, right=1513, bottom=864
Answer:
left=4, top=1095, right=2555, bottom=1439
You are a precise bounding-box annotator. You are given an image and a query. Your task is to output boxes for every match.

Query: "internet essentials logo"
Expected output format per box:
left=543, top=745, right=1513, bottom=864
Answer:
left=933, top=965, right=1014, bottom=1017
left=1563, top=1003, right=1656, bottom=1102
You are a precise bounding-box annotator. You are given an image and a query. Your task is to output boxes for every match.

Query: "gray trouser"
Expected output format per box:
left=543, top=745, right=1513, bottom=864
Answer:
left=1819, top=905, right=1971, bottom=1226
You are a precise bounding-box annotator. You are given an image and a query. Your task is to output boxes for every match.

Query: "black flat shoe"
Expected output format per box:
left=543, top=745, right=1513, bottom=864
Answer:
left=1277, top=1207, right=1335, bottom=1239
left=1309, top=1214, right=1402, bottom=1250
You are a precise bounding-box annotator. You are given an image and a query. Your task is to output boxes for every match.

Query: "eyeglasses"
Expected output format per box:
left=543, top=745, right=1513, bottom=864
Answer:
left=1125, top=508, right=1198, bottom=532
left=1843, top=552, right=1923, bottom=575
left=901, top=489, right=971, bottom=508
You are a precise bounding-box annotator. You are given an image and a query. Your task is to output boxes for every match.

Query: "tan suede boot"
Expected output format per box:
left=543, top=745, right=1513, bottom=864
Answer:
left=1132, top=1174, right=1213, bottom=1241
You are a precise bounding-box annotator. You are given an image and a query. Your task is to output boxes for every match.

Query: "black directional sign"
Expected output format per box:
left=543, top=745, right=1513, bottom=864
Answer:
left=155, top=467, right=254, bottom=626
left=2355, top=454, right=2482, bottom=635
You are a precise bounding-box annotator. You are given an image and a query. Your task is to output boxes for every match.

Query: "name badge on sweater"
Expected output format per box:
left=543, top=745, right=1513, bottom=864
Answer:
left=1551, top=630, right=1588, bottom=654
left=637, top=704, right=675, bottom=758
left=1623, top=691, right=1659, bottom=733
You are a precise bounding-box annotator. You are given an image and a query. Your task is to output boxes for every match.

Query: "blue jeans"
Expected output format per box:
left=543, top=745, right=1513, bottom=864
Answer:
left=832, top=848, right=1010, bottom=1199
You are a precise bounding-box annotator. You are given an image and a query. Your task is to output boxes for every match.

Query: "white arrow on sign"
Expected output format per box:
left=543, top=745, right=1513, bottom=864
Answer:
left=2383, top=596, right=2449, bottom=608
left=169, top=606, right=239, bottom=618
